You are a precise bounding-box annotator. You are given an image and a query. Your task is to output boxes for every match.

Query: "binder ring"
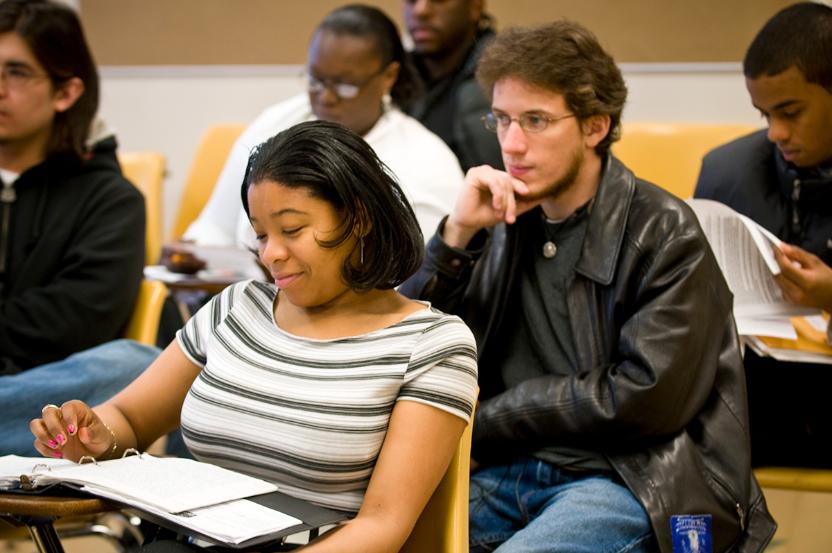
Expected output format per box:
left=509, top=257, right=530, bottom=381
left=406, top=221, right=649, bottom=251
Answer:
left=79, top=455, right=99, bottom=465
left=121, top=448, right=142, bottom=459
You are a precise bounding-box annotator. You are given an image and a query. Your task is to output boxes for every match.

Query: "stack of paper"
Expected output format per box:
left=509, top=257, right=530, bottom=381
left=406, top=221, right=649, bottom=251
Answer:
left=746, top=314, right=832, bottom=365
left=93, top=491, right=302, bottom=545
left=1, top=453, right=304, bottom=545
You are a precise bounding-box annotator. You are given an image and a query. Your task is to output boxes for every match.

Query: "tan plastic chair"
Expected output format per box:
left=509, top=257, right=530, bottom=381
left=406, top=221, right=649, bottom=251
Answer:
left=400, top=401, right=477, bottom=553
left=754, top=467, right=832, bottom=493
left=119, top=152, right=166, bottom=265
left=613, top=122, right=759, bottom=199
left=169, top=124, right=246, bottom=240
left=123, top=279, right=168, bottom=346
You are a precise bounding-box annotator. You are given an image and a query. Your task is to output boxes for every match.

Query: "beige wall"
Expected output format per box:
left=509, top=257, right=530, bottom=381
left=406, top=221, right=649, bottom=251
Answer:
left=97, top=64, right=762, bottom=236
left=80, top=0, right=791, bottom=64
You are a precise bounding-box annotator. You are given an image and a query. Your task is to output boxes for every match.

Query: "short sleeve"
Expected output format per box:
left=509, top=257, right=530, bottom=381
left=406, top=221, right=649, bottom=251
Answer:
left=175, top=281, right=246, bottom=367
left=399, top=313, right=479, bottom=422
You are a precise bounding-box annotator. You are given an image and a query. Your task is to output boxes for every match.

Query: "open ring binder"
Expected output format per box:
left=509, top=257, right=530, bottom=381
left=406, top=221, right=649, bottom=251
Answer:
left=1, top=453, right=347, bottom=548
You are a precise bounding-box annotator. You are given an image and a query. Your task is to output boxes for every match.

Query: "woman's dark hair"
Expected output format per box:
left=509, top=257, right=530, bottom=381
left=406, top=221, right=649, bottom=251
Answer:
left=315, top=4, right=420, bottom=111
left=744, top=2, right=832, bottom=90
left=476, top=20, right=627, bottom=156
left=241, top=120, right=423, bottom=291
left=0, top=0, right=99, bottom=160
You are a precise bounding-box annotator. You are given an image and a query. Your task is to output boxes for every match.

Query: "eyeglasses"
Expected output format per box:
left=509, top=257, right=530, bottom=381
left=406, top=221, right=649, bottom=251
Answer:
left=0, top=63, right=49, bottom=91
left=306, top=67, right=386, bottom=100
left=482, top=111, right=576, bottom=134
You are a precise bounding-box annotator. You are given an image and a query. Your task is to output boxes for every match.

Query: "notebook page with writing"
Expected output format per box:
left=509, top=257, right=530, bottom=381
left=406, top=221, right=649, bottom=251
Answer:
left=162, top=499, right=302, bottom=544
left=32, top=454, right=277, bottom=513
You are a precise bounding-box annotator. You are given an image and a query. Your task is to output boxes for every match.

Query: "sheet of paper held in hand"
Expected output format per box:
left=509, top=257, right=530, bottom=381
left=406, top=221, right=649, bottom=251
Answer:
left=687, top=199, right=820, bottom=338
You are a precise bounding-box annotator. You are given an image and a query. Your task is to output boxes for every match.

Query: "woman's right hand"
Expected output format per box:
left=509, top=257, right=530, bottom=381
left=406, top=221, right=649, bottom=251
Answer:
left=29, top=400, right=115, bottom=462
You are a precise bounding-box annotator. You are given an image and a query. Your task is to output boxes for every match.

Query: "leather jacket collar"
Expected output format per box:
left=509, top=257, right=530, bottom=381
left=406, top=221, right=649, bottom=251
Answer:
left=576, top=155, right=635, bottom=285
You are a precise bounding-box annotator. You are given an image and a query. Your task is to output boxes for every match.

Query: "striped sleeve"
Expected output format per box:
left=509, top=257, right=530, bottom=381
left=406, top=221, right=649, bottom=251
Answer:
left=398, top=312, right=478, bottom=422
left=175, top=280, right=247, bottom=366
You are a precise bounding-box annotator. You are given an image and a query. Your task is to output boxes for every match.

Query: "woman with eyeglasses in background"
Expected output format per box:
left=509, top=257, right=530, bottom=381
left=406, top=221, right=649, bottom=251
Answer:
left=184, top=3, right=464, bottom=249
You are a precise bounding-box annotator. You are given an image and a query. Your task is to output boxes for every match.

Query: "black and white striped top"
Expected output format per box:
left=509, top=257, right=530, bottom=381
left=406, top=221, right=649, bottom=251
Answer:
left=176, top=280, right=478, bottom=512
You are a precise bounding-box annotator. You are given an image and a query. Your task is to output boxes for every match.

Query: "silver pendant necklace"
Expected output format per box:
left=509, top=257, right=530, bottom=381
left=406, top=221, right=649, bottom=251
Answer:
left=542, top=213, right=562, bottom=259
left=541, top=197, right=595, bottom=259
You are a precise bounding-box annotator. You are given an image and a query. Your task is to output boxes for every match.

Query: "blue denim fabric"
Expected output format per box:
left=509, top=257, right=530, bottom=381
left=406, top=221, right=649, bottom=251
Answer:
left=470, top=457, right=655, bottom=553
left=0, top=339, right=160, bottom=456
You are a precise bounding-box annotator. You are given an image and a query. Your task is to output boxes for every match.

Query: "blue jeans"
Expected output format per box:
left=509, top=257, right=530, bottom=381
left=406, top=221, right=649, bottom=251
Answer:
left=469, top=458, right=656, bottom=553
left=0, top=339, right=160, bottom=456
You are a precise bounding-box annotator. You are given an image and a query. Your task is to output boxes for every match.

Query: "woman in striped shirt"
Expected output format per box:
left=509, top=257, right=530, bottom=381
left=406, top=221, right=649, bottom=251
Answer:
left=32, top=120, right=479, bottom=552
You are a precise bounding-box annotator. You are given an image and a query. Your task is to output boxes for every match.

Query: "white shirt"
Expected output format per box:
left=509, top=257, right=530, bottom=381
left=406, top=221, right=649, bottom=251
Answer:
left=184, top=94, right=464, bottom=247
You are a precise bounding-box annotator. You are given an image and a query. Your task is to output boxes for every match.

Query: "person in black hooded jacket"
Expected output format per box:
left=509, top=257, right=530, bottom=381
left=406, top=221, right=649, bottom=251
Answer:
left=0, top=0, right=157, bottom=455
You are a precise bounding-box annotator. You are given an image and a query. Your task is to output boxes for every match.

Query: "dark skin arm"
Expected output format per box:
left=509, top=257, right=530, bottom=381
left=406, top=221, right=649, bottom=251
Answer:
left=774, top=243, right=832, bottom=312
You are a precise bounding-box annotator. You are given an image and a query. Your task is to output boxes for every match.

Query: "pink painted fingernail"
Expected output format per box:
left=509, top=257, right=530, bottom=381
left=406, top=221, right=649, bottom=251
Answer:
left=67, top=424, right=76, bottom=434
left=53, top=451, right=63, bottom=459
left=56, top=433, right=66, bottom=444
left=48, top=439, right=58, bottom=449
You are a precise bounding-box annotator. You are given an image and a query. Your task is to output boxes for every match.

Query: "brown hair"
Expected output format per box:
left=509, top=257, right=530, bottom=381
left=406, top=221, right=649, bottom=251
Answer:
left=476, top=20, right=627, bottom=156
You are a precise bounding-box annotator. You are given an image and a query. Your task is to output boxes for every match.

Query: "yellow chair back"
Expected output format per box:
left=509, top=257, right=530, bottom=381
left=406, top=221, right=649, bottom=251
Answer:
left=123, top=279, right=168, bottom=346
left=170, top=124, right=246, bottom=240
left=613, top=122, right=759, bottom=199
left=119, top=152, right=166, bottom=265
left=400, top=401, right=476, bottom=553
left=754, top=467, right=832, bottom=493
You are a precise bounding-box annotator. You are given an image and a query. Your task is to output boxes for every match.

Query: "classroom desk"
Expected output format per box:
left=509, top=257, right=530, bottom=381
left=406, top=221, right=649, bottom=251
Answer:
left=0, top=492, right=117, bottom=553
left=146, top=244, right=266, bottom=295
left=0, top=490, right=329, bottom=552
left=145, top=245, right=268, bottom=320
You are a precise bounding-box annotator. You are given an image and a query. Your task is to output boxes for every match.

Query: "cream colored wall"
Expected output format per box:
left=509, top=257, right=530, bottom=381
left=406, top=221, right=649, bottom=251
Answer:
left=97, top=63, right=762, bottom=238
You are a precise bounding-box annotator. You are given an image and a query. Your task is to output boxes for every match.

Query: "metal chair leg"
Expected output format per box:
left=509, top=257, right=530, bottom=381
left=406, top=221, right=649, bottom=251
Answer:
left=25, top=520, right=65, bottom=553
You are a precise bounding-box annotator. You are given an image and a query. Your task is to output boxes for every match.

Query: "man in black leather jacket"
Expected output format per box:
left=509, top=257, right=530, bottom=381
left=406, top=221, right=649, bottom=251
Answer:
left=695, top=2, right=832, bottom=469
left=401, top=20, right=775, bottom=553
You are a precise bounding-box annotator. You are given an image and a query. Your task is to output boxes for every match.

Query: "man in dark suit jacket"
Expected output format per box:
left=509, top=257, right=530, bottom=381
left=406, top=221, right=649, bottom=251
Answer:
left=695, top=2, right=832, bottom=468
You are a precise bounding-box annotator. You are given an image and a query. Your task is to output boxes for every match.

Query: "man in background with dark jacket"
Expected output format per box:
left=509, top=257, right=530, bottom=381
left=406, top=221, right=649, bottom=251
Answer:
left=695, top=2, right=832, bottom=469
left=403, top=0, right=502, bottom=171
left=402, top=19, right=775, bottom=553
left=0, top=0, right=157, bottom=455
